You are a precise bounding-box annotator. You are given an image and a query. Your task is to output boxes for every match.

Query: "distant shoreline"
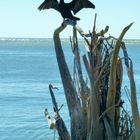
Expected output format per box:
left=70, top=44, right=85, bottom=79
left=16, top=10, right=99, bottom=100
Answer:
left=0, top=37, right=140, bottom=45
left=0, top=37, right=140, bottom=40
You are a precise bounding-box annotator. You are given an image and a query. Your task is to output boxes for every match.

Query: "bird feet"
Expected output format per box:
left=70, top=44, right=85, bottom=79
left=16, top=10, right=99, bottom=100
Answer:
left=61, top=19, right=77, bottom=26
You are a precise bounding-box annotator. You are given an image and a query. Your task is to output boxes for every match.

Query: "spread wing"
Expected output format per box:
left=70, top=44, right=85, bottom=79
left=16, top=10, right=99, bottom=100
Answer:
left=72, top=0, right=95, bottom=14
left=67, top=0, right=77, bottom=10
left=38, top=0, right=59, bottom=11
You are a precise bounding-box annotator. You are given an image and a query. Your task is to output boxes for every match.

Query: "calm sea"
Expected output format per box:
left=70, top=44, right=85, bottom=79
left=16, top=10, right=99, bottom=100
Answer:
left=0, top=38, right=140, bottom=140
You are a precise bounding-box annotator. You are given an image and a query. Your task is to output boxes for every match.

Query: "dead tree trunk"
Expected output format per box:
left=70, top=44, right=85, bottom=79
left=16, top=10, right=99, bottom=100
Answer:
left=45, top=16, right=139, bottom=140
left=106, top=23, right=133, bottom=140
left=128, top=60, right=140, bottom=140
left=53, top=21, right=84, bottom=140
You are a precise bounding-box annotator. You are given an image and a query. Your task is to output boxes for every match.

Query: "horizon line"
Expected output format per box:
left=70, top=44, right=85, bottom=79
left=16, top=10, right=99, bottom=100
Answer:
left=0, top=37, right=140, bottom=40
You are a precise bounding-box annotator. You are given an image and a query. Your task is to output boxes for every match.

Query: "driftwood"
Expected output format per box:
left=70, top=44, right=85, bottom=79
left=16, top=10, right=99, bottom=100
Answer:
left=53, top=20, right=84, bottom=140
left=128, top=60, right=140, bottom=140
left=106, top=23, right=133, bottom=140
left=44, top=16, right=140, bottom=140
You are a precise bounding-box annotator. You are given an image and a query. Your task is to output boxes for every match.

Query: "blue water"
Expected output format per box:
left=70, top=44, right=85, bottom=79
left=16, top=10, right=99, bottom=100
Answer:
left=0, top=38, right=140, bottom=140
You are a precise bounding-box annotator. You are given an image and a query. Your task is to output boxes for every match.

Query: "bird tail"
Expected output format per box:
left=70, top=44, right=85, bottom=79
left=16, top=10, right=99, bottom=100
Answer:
left=72, top=16, right=80, bottom=21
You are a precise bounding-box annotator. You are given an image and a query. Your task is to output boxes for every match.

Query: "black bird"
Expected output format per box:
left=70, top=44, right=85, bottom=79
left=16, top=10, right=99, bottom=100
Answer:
left=38, top=0, right=95, bottom=21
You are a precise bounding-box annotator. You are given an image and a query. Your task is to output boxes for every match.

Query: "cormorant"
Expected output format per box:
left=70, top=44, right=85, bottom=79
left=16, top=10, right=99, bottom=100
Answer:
left=38, top=0, right=95, bottom=21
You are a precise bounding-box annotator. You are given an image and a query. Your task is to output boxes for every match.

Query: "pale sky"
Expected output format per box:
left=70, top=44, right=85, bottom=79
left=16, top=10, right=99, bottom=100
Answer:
left=0, top=0, right=139, bottom=39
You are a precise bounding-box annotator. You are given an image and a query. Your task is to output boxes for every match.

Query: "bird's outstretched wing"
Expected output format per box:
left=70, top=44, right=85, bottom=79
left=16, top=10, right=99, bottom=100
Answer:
left=38, top=0, right=59, bottom=11
left=67, top=0, right=77, bottom=10
left=72, top=0, right=95, bottom=14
